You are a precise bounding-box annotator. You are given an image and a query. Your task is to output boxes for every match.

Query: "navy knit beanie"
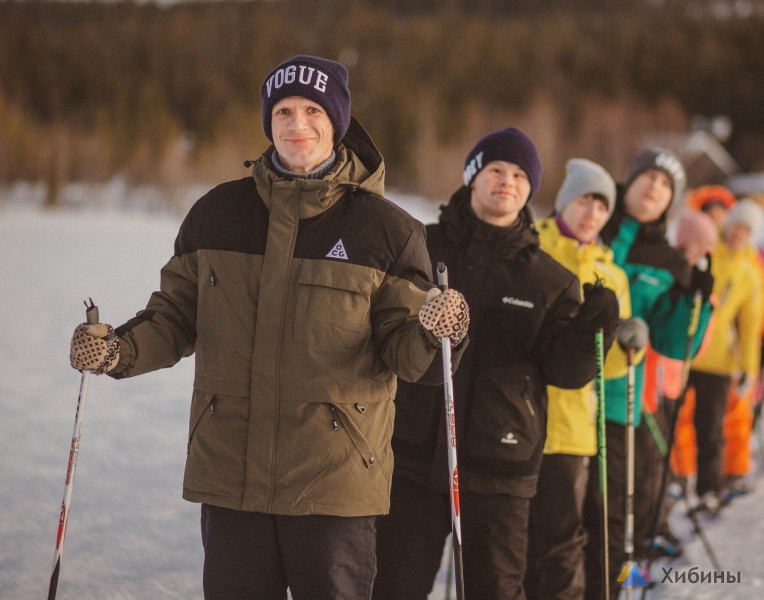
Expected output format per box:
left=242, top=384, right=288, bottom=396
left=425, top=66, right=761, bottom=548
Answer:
left=261, top=55, right=351, bottom=144
left=463, top=127, right=542, bottom=199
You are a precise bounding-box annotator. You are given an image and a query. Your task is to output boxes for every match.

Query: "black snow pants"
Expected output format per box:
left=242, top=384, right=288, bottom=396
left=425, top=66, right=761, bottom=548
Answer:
left=525, top=453, right=590, bottom=600
left=689, top=370, right=732, bottom=497
left=201, top=504, right=376, bottom=600
left=582, top=420, right=662, bottom=600
left=374, top=474, right=531, bottom=600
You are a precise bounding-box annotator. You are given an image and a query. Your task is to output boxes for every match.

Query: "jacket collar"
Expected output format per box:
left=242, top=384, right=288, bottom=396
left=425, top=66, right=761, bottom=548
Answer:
left=536, top=217, right=614, bottom=263
left=438, top=185, right=539, bottom=260
left=250, top=116, right=385, bottom=219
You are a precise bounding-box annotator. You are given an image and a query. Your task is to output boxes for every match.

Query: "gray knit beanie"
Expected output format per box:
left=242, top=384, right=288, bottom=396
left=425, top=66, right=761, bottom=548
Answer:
left=555, top=158, right=616, bottom=218
left=625, top=147, right=686, bottom=205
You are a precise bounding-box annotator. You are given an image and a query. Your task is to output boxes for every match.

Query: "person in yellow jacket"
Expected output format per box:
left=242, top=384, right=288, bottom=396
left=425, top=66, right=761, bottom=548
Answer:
left=525, top=158, right=631, bottom=600
left=686, top=198, right=763, bottom=514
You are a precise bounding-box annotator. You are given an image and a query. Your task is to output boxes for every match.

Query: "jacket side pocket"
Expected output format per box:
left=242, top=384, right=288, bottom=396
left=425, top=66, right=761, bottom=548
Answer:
left=464, top=367, right=543, bottom=463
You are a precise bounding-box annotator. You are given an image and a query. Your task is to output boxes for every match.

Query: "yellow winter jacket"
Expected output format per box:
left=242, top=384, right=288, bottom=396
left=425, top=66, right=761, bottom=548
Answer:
left=691, top=241, right=762, bottom=378
left=536, top=218, right=632, bottom=455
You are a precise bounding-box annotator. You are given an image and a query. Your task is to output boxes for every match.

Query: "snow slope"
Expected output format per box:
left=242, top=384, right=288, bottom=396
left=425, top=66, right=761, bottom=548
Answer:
left=0, top=191, right=761, bottom=599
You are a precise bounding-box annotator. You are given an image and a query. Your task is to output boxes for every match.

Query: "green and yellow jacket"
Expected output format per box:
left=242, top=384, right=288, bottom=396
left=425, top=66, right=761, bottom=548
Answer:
left=110, top=118, right=440, bottom=517
left=600, top=192, right=713, bottom=425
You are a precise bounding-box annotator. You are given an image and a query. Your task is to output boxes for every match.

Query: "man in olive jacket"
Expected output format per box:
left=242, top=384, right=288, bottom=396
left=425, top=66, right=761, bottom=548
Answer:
left=69, top=55, right=469, bottom=600
left=374, top=128, right=620, bottom=600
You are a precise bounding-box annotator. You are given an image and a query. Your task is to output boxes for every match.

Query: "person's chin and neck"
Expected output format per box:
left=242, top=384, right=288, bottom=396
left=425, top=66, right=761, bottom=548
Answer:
left=270, top=96, right=336, bottom=178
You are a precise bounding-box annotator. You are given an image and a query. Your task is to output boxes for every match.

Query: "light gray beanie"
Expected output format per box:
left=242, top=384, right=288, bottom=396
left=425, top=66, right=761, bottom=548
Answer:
left=555, top=158, right=616, bottom=218
left=723, top=197, right=763, bottom=241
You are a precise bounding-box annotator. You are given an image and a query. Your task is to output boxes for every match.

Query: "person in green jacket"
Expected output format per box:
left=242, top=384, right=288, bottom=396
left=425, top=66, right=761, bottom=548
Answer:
left=583, top=147, right=714, bottom=600
left=526, top=158, right=632, bottom=600
left=68, top=55, right=470, bottom=600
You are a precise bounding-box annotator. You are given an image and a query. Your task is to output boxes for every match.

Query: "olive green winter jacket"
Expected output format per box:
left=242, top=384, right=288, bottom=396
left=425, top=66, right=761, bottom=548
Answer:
left=110, top=118, right=439, bottom=516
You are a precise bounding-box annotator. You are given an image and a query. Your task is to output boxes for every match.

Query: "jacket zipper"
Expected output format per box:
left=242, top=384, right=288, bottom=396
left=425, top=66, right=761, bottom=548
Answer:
left=523, top=375, right=536, bottom=417
left=266, top=199, right=301, bottom=511
left=329, top=405, right=340, bottom=431
left=187, top=396, right=216, bottom=454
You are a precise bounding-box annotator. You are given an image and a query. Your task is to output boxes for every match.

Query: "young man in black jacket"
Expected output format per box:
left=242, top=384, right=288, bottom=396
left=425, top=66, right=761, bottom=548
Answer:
left=373, top=127, right=620, bottom=599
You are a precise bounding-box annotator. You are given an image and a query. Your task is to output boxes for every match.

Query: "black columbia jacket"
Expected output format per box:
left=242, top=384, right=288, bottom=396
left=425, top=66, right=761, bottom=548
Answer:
left=392, top=187, right=599, bottom=497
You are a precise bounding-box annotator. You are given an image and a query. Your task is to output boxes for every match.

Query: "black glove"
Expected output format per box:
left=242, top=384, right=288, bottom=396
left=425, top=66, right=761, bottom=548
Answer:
left=575, top=283, right=620, bottom=351
left=689, top=254, right=714, bottom=302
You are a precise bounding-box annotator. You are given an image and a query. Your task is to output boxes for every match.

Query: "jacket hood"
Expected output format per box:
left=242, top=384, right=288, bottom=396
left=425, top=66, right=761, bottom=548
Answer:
left=437, top=185, right=539, bottom=260
left=250, top=116, right=385, bottom=218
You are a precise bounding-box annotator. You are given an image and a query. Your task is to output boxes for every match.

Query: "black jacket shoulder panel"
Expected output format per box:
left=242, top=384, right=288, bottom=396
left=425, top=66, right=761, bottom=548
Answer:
left=175, top=177, right=268, bottom=256
left=292, top=189, right=430, bottom=286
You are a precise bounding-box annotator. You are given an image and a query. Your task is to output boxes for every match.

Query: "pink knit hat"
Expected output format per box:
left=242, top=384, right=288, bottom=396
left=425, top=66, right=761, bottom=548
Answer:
left=675, top=210, right=718, bottom=249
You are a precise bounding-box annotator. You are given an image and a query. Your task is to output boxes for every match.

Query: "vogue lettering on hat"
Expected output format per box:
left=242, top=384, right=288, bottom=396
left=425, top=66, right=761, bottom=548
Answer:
left=264, top=65, right=330, bottom=97
left=261, top=55, right=351, bottom=144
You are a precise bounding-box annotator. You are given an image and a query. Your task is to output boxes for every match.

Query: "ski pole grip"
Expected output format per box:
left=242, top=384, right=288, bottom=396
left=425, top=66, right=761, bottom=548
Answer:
left=85, top=298, right=99, bottom=325
left=437, top=262, right=449, bottom=291
left=83, top=298, right=116, bottom=341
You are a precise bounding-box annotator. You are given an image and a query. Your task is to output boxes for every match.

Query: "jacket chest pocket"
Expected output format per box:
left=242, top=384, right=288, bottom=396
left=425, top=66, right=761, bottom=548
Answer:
left=464, top=367, right=543, bottom=463
left=293, top=261, right=373, bottom=349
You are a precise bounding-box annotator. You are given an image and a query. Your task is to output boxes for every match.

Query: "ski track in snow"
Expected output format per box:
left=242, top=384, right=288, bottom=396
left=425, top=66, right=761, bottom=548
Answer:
left=1, top=191, right=762, bottom=599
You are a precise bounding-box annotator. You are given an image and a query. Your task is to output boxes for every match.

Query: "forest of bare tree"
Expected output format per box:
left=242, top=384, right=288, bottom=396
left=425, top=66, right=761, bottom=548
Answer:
left=2, top=0, right=763, bottom=206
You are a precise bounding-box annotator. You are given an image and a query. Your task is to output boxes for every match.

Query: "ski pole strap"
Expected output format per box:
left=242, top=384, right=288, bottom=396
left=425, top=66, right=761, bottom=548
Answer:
left=643, top=411, right=668, bottom=457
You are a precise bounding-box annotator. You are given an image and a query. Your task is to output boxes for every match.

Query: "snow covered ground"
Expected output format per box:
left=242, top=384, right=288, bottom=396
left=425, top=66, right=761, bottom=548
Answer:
left=1, top=187, right=762, bottom=599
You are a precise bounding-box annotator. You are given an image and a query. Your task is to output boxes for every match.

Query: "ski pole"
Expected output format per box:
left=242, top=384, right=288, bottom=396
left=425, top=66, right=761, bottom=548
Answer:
left=594, top=325, right=610, bottom=600
left=642, top=277, right=706, bottom=593
left=48, top=299, right=105, bottom=600
left=436, top=262, right=465, bottom=600
left=641, top=256, right=723, bottom=595
left=617, top=317, right=648, bottom=600
left=445, top=535, right=455, bottom=600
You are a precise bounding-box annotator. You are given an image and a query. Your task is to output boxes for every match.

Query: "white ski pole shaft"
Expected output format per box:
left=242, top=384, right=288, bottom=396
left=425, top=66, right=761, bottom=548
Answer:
left=48, top=299, right=100, bottom=600
left=624, top=347, right=636, bottom=600
left=436, top=262, right=465, bottom=600
left=677, top=258, right=707, bottom=401
left=616, top=317, right=648, bottom=600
